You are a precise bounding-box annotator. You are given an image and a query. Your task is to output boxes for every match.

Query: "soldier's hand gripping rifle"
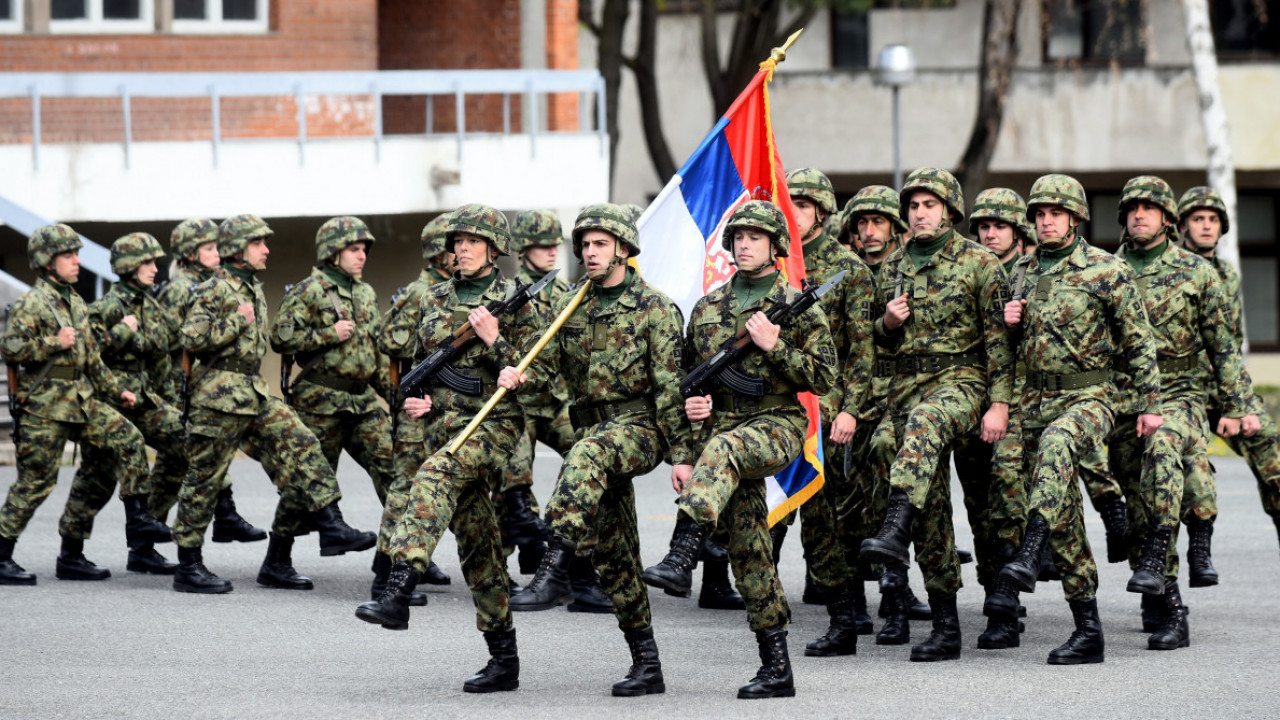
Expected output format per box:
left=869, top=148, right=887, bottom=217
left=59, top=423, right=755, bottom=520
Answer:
left=679, top=269, right=847, bottom=399
left=399, top=269, right=558, bottom=398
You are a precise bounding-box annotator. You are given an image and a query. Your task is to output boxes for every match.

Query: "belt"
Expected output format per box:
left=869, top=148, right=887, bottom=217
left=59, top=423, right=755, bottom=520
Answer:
left=301, top=372, right=369, bottom=394
left=28, top=365, right=80, bottom=380
left=710, top=392, right=797, bottom=414
left=209, top=357, right=261, bottom=375
left=873, top=357, right=896, bottom=378
left=1113, top=355, right=1200, bottom=375
left=1026, top=369, right=1110, bottom=392
left=569, top=397, right=656, bottom=429
left=108, top=360, right=146, bottom=373
left=896, top=353, right=983, bottom=375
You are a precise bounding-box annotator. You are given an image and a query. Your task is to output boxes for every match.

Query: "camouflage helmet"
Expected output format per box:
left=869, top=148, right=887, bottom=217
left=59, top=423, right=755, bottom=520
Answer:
left=786, top=167, right=837, bottom=216
left=720, top=200, right=790, bottom=258
left=900, top=167, right=966, bottom=224
left=110, top=232, right=165, bottom=275
left=218, top=214, right=273, bottom=259
left=968, top=188, right=1036, bottom=244
left=1118, top=175, right=1178, bottom=226
left=315, top=216, right=375, bottom=263
left=420, top=212, right=452, bottom=261
left=511, top=210, right=564, bottom=254
left=843, top=185, right=909, bottom=236
left=1177, top=186, right=1230, bottom=235
left=27, top=223, right=83, bottom=271
left=1027, top=174, right=1090, bottom=222
left=170, top=218, right=219, bottom=258
left=621, top=204, right=644, bottom=224
left=445, top=203, right=511, bottom=256
left=572, top=203, right=641, bottom=259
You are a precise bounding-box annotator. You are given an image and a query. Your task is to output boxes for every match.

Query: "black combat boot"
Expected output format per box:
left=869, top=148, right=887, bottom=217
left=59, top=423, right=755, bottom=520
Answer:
left=850, top=580, right=873, bottom=634
left=805, top=586, right=859, bottom=657
left=463, top=627, right=519, bottom=693
left=211, top=487, right=267, bottom=543
left=369, top=552, right=427, bottom=606
left=902, top=585, right=933, bottom=620
left=126, top=544, right=178, bottom=575
left=641, top=513, right=708, bottom=597
left=0, top=535, right=37, bottom=585
left=802, top=573, right=834, bottom=605
left=355, top=561, right=419, bottom=630
left=1140, top=592, right=1165, bottom=633
left=122, top=495, right=172, bottom=549
left=1037, top=543, right=1063, bottom=581
left=1001, top=516, right=1050, bottom=592
left=1186, top=519, right=1219, bottom=587
left=738, top=626, right=795, bottom=699
left=768, top=522, right=788, bottom=565
left=1047, top=598, right=1104, bottom=665
left=875, top=587, right=910, bottom=645
left=957, top=548, right=974, bottom=564
left=983, top=574, right=1022, bottom=622
left=910, top=592, right=961, bottom=662
left=312, top=503, right=376, bottom=557
left=1094, top=496, right=1128, bottom=564
left=1148, top=582, right=1190, bottom=651
left=860, top=492, right=918, bottom=565
left=698, top=551, right=746, bottom=610
left=421, top=560, right=451, bottom=585
left=257, top=533, right=313, bottom=590
left=173, top=545, right=233, bottom=594
left=504, top=487, right=546, bottom=547
left=1127, top=523, right=1173, bottom=595
left=612, top=626, right=665, bottom=697
left=976, top=615, right=1022, bottom=650
left=55, top=536, right=111, bottom=581
left=509, top=536, right=573, bottom=611
left=516, top=538, right=546, bottom=574
left=567, top=552, right=613, bottom=613
left=1271, top=512, right=1280, bottom=556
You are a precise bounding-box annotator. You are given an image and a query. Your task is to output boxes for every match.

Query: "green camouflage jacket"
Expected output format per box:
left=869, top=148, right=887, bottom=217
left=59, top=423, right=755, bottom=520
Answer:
left=1198, top=255, right=1264, bottom=413
left=682, top=271, right=837, bottom=452
left=2, top=278, right=122, bottom=423
left=89, top=280, right=176, bottom=405
left=516, top=263, right=572, bottom=417
left=858, top=258, right=896, bottom=423
left=381, top=271, right=438, bottom=363
left=801, top=229, right=876, bottom=422
left=528, top=271, right=693, bottom=465
left=157, top=264, right=211, bottom=336
left=180, top=266, right=273, bottom=415
left=517, top=263, right=571, bottom=317
left=1116, top=241, right=1251, bottom=417
left=873, top=227, right=1015, bottom=406
left=1008, top=238, right=1161, bottom=426
left=270, top=266, right=388, bottom=415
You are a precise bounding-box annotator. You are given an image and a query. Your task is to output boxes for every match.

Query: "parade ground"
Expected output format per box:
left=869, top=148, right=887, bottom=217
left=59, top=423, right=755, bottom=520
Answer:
left=2, top=451, right=1279, bottom=719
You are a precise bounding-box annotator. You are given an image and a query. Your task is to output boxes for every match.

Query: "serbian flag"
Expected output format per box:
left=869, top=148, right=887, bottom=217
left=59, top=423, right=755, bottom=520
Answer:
left=636, top=57, right=824, bottom=526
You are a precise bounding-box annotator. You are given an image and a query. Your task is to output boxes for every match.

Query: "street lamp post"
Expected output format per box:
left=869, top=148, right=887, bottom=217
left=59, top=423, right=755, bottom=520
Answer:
left=875, top=44, right=916, bottom=191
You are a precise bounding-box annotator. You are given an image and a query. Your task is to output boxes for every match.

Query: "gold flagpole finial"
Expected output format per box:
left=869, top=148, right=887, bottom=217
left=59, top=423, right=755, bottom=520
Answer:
left=770, top=28, right=805, bottom=64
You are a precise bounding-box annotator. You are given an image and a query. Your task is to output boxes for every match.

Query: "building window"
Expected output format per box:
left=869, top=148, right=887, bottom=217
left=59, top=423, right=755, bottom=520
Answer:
left=1213, top=0, right=1280, bottom=58
left=49, top=0, right=153, bottom=33
left=1237, top=193, right=1280, bottom=348
left=0, top=0, right=23, bottom=33
left=1044, top=0, right=1146, bottom=64
left=831, top=10, right=870, bottom=69
left=173, top=0, right=269, bottom=33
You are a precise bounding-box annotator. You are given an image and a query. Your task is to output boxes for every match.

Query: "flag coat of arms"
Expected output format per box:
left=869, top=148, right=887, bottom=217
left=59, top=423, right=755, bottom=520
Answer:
left=636, top=57, right=826, bottom=526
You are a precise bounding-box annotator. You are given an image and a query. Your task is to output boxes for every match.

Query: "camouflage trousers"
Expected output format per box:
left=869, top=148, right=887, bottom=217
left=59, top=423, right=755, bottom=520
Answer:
left=74, top=398, right=189, bottom=522
left=841, top=417, right=888, bottom=579
left=294, top=407, right=395, bottom=505
left=387, top=414, right=523, bottom=633
left=1, top=399, right=148, bottom=541
left=1186, top=406, right=1280, bottom=520
left=492, top=406, right=574, bottom=552
left=952, top=404, right=1027, bottom=587
left=679, top=415, right=800, bottom=632
left=1023, top=398, right=1112, bottom=602
left=172, top=398, right=343, bottom=548
left=796, top=413, right=856, bottom=594
left=378, top=409, right=437, bottom=554
left=543, top=415, right=663, bottom=631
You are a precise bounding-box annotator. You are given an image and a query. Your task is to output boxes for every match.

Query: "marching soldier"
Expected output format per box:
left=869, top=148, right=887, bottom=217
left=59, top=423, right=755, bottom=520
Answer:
left=157, top=218, right=265, bottom=544
left=356, top=204, right=540, bottom=694
left=505, top=203, right=691, bottom=696
left=644, top=200, right=837, bottom=699
left=172, top=214, right=375, bottom=594
left=859, top=168, right=1014, bottom=662
left=997, top=174, right=1161, bottom=664
left=0, top=224, right=157, bottom=584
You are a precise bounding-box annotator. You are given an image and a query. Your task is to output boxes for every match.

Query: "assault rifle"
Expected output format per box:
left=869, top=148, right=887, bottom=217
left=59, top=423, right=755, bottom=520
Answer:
left=180, top=350, right=193, bottom=428
left=680, top=269, right=847, bottom=399
left=399, top=269, right=558, bottom=398
left=388, top=357, right=402, bottom=439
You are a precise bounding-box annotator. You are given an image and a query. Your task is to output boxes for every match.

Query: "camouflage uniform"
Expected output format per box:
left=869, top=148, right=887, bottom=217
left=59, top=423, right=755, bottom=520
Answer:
left=271, top=217, right=394, bottom=505
left=0, top=225, right=150, bottom=580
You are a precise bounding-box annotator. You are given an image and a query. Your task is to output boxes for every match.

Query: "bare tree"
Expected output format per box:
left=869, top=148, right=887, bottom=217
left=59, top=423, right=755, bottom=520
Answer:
left=580, top=0, right=632, bottom=194
left=953, top=0, right=1022, bottom=206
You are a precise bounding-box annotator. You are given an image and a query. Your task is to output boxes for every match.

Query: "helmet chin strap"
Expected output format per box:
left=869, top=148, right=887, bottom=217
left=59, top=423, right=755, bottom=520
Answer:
left=736, top=248, right=777, bottom=276
left=1039, top=220, right=1077, bottom=250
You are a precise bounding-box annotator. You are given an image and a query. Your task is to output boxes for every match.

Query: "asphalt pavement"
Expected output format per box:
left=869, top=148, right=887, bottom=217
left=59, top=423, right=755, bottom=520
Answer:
left=2, top=452, right=1279, bottom=719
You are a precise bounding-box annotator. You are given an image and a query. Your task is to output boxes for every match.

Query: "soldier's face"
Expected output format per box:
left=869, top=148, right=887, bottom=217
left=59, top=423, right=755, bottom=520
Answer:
left=857, top=214, right=892, bottom=255
left=195, top=242, right=220, bottom=270
left=525, top=245, right=559, bottom=273
left=1035, top=206, right=1073, bottom=245
left=453, top=233, right=494, bottom=276
left=135, top=259, right=158, bottom=287
left=1183, top=209, right=1222, bottom=251
left=733, top=228, right=774, bottom=273
left=1126, top=201, right=1167, bottom=244
left=242, top=238, right=270, bottom=271
left=580, top=230, right=624, bottom=282
left=51, top=250, right=81, bottom=284
left=977, top=220, right=1017, bottom=259
left=791, top=196, right=821, bottom=239
left=337, top=242, right=368, bottom=279
left=907, top=192, right=946, bottom=236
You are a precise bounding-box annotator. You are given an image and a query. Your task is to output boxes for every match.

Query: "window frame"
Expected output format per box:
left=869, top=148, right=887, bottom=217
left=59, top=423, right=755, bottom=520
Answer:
left=1041, top=0, right=1147, bottom=67
left=48, top=0, right=155, bottom=35
left=0, top=0, right=23, bottom=34
left=171, top=0, right=270, bottom=34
